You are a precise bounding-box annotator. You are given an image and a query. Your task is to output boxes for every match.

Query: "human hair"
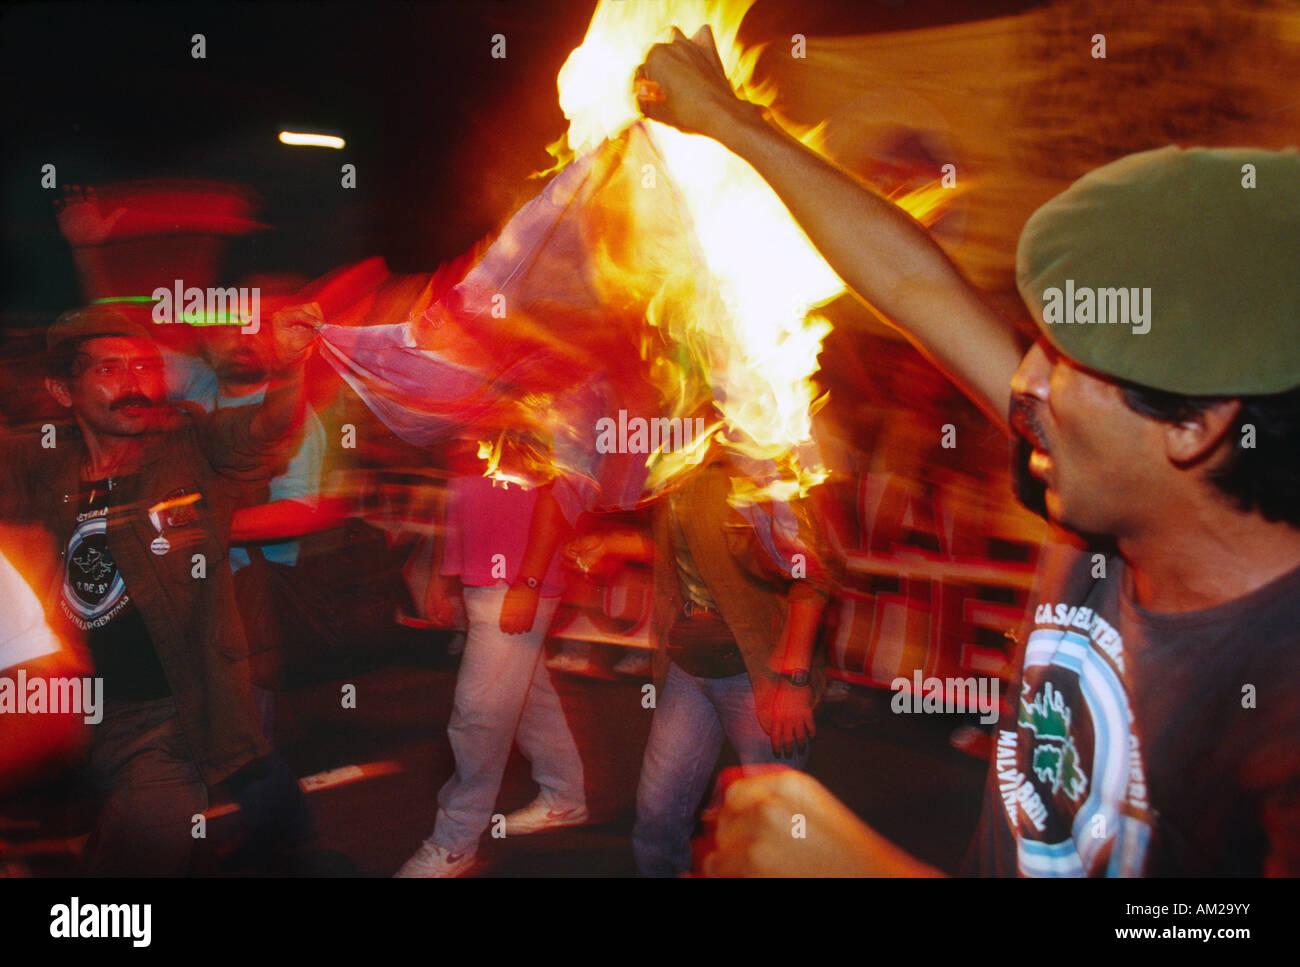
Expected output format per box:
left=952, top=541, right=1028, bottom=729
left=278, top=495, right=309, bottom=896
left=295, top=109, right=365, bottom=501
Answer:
left=45, top=332, right=135, bottom=381
left=46, top=336, right=94, bottom=381
left=1120, top=382, right=1300, bottom=528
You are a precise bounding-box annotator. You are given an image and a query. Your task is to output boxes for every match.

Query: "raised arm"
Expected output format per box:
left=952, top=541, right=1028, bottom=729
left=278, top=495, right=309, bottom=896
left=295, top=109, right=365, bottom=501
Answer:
left=201, top=303, right=322, bottom=480
left=637, top=27, right=1022, bottom=431
left=249, top=302, right=322, bottom=444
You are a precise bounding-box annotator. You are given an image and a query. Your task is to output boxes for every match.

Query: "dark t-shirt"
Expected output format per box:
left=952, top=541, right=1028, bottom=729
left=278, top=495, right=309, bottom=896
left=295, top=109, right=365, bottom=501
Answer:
left=59, top=477, right=171, bottom=701
left=969, top=537, right=1300, bottom=875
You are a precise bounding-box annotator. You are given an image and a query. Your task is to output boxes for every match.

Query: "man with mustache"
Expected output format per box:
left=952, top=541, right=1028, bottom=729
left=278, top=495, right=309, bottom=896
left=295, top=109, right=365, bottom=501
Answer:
left=0, top=302, right=319, bottom=874
left=636, top=28, right=1300, bottom=876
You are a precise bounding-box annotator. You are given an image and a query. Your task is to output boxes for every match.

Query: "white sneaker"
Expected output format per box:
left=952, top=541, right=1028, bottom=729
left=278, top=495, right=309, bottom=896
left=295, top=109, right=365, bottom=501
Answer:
left=612, top=651, right=650, bottom=676
left=546, top=653, right=597, bottom=675
left=503, top=797, right=590, bottom=836
left=394, top=840, right=476, bottom=878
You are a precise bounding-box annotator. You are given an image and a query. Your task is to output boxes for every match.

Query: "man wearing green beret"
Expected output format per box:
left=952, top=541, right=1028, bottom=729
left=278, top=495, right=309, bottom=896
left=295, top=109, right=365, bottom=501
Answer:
left=636, top=28, right=1300, bottom=876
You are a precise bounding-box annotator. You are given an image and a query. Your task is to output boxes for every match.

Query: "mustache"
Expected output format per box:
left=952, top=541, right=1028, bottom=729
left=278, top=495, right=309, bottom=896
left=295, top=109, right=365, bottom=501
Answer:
left=1010, top=433, right=1048, bottom=517
left=1008, top=394, right=1049, bottom=517
left=1008, top=393, right=1048, bottom=452
left=110, top=395, right=156, bottom=411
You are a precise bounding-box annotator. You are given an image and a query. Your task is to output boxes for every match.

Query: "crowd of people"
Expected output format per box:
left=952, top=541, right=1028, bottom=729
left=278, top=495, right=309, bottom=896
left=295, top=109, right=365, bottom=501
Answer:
left=1, top=26, right=1296, bottom=879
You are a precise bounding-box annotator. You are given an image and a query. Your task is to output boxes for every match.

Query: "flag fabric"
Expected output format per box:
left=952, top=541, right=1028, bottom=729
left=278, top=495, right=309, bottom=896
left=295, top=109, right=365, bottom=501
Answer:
left=315, top=123, right=713, bottom=516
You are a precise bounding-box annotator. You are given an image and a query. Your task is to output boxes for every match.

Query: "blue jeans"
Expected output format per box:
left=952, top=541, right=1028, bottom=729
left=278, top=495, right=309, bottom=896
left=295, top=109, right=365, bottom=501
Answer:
left=633, top=661, right=809, bottom=876
left=429, top=584, right=585, bottom=854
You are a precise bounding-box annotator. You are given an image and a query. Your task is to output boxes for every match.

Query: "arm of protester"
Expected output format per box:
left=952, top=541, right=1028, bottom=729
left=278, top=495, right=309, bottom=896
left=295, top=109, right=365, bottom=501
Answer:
left=248, top=302, right=321, bottom=444
left=760, top=595, right=824, bottom=757
left=701, top=767, right=944, bottom=876
left=425, top=572, right=461, bottom=628
left=231, top=400, right=343, bottom=541
left=197, top=303, right=323, bottom=479
left=563, top=528, right=656, bottom=574
left=500, top=484, right=572, bottom=635
left=730, top=490, right=837, bottom=754
left=636, top=27, right=1021, bottom=431
left=229, top=496, right=352, bottom=542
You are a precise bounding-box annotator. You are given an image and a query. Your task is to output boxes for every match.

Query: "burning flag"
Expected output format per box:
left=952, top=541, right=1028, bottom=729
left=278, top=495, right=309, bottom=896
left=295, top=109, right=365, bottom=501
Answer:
left=317, top=123, right=716, bottom=512
left=316, top=0, right=958, bottom=512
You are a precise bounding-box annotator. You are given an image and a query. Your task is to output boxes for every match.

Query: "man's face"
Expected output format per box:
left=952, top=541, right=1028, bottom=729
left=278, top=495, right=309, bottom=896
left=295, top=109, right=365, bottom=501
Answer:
left=49, top=336, right=167, bottom=437
left=1008, top=340, right=1167, bottom=538
left=201, top=326, right=271, bottom=385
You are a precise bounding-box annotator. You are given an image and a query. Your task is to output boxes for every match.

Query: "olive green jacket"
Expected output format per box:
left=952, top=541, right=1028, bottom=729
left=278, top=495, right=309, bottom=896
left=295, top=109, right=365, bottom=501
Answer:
left=0, top=405, right=281, bottom=786
left=650, top=459, right=836, bottom=732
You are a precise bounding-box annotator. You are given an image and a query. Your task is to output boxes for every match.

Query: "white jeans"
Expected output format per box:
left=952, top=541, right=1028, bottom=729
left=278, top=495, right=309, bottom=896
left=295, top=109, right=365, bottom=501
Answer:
left=429, top=583, right=585, bottom=853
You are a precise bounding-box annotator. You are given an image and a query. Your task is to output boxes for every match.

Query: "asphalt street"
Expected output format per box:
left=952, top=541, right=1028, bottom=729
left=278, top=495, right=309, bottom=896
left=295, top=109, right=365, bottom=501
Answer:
left=0, top=628, right=989, bottom=877
left=268, top=629, right=990, bottom=876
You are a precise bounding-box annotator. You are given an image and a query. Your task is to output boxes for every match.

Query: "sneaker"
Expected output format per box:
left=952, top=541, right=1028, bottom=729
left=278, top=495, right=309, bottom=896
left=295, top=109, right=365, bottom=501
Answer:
left=503, top=797, right=590, bottom=836
left=394, top=840, right=476, bottom=878
left=612, top=650, right=651, bottom=676
left=546, top=653, right=597, bottom=675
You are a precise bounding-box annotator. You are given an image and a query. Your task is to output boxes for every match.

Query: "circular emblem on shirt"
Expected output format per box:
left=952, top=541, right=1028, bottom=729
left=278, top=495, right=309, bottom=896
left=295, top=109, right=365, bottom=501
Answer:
left=1002, top=627, right=1151, bottom=876
left=63, top=514, right=126, bottom=621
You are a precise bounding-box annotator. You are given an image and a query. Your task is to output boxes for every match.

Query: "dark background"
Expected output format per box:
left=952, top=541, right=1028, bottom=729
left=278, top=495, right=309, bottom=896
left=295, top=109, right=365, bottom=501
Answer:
left=1, top=0, right=1044, bottom=316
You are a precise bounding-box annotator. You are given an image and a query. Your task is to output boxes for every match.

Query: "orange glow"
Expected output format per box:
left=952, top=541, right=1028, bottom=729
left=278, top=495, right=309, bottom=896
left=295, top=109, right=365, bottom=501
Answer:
left=551, top=1, right=958, bottom=504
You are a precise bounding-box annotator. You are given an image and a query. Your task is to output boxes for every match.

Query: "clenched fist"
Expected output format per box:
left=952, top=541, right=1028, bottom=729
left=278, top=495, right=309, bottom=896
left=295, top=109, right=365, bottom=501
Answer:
left=634, top=25, right=758, bottom=140
left=699, top=767, right=941, bottom=876
left=499, top=582, right=541, bottom=635
left=270, top=301, right=323, bottom=372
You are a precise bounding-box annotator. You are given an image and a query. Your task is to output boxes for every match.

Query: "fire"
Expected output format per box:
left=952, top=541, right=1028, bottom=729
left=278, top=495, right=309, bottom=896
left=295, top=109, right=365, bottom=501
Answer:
left=553, top=1, right=766, bottom=162
left=541, top=0, right=960, bottom=504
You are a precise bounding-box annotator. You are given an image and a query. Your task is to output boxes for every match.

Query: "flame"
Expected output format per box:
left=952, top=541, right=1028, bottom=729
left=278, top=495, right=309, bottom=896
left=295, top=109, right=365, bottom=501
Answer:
left=477, top=426, right=552, bottom=491
left=537, top=0, right=960, bottom=503
left=553, top=1, right=768, bottom=163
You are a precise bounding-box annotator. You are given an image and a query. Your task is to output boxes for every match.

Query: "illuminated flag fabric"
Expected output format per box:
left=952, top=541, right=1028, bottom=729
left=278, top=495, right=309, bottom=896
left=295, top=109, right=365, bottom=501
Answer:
left=315, top=123, right=714, bottom=513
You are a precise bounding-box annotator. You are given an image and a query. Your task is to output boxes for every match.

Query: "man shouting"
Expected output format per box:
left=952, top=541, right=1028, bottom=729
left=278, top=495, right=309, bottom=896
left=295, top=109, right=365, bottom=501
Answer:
left=635, top=27, right=1300, bottom=876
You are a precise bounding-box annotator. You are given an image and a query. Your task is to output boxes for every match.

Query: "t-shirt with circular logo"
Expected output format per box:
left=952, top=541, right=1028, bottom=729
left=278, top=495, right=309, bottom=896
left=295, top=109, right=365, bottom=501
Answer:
left=59, top=477, right=171, bottom=701
left=967, top=537, right=1300, bottom=875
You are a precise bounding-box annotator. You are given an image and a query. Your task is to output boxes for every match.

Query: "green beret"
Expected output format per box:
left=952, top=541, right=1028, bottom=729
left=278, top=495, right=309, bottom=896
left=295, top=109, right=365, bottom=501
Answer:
left=1016, top=146, right=1299, bottom=396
